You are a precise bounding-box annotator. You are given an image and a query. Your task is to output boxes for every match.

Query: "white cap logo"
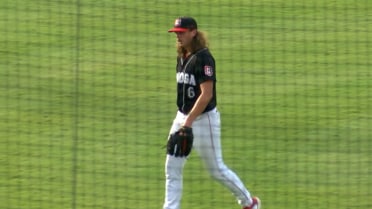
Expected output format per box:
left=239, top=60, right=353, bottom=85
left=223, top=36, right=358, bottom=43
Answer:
left=175, top=18, right=181, bottom=26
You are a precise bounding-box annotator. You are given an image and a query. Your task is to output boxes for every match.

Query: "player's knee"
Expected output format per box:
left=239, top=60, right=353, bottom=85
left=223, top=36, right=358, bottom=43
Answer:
left=165, top=173, right=182, bottom=181
left=209, top=167, right=228, bottom=182
left=165, top=156, right=186, bottom=175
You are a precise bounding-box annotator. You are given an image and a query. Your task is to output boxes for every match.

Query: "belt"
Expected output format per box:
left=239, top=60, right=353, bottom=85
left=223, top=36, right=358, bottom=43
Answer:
left=178, top=106, right=217, bottom=115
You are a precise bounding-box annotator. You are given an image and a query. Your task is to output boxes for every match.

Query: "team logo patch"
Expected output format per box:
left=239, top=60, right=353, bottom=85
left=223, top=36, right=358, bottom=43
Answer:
left=204, top=65, right=213, bottom=76
left=175, top=18, right=181, bottom=26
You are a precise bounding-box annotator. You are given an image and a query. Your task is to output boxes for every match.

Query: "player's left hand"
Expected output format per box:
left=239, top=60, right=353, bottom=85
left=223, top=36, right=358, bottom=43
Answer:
left=166, top=126, right=194, bottom=157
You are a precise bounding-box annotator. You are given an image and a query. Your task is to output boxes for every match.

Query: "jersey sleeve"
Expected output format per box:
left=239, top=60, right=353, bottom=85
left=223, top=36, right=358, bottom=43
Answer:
left=195, top=54, right=216, bottom=84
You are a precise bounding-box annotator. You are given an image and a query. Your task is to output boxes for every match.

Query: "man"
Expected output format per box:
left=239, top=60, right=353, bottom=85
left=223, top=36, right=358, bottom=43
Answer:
left=164, top=17, right=261, bottom=209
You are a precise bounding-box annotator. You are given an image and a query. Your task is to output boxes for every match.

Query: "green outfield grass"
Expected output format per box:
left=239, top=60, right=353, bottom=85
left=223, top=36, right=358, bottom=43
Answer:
left=0, top=0, right=371, bottom=209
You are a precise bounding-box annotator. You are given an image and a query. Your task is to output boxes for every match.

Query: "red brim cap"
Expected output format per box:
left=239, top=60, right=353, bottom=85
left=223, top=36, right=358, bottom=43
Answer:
left=168, top=27, right=188, bottom=32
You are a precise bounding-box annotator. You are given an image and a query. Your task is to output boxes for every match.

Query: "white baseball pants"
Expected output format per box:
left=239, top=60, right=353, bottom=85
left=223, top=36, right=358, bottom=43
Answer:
left=163, top=108, right=253, bottom=209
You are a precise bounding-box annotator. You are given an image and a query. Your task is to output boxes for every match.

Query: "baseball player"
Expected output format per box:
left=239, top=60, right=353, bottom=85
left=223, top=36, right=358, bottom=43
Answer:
left=163, top=17, right=261, bottom=209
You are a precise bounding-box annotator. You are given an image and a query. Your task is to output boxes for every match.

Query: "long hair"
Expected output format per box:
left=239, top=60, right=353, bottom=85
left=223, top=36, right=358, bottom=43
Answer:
left=177, top=30, right=209, bottom=57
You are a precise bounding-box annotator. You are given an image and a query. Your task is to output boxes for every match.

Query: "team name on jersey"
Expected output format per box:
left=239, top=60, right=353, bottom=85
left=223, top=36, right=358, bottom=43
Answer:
left=176, top=72, right=196, bottom=86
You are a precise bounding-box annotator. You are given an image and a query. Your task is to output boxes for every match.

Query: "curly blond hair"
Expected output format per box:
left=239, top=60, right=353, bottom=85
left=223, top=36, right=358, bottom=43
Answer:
left=177, top=30, right=209, bottom=57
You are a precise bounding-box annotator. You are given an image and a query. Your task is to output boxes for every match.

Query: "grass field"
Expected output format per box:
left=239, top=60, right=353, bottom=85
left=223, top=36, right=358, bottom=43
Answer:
left=0, top=0, right=371, bottom=209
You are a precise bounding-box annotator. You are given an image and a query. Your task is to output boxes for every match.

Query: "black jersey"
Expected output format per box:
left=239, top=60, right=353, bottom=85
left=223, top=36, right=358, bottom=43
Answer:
left=176, top=48, right=217, bottom=114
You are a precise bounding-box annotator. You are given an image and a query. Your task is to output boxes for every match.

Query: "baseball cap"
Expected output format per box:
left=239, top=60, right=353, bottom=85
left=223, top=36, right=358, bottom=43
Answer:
left=168, top=17, right=198, bottom=32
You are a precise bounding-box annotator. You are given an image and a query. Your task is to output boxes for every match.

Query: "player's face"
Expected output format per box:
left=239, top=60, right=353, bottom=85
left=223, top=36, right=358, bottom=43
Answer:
left=176, top=29, right=197, bottom=49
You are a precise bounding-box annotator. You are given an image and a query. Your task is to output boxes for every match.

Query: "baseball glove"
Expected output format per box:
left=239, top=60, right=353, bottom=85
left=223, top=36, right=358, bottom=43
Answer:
left=167, top=126, right=194, bottom=157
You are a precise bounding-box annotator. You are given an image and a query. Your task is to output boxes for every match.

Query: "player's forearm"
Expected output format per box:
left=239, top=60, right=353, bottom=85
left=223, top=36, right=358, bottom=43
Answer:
left=183, top=93, right=212, bottom=127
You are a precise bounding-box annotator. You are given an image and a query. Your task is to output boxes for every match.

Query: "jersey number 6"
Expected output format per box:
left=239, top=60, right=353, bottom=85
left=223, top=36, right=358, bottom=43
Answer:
left=187, top=87, right=195, bottom=98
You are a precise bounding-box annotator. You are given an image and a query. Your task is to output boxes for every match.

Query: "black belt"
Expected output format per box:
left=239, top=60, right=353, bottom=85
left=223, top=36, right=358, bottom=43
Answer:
left=179, top=106, right=216, bottom=115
